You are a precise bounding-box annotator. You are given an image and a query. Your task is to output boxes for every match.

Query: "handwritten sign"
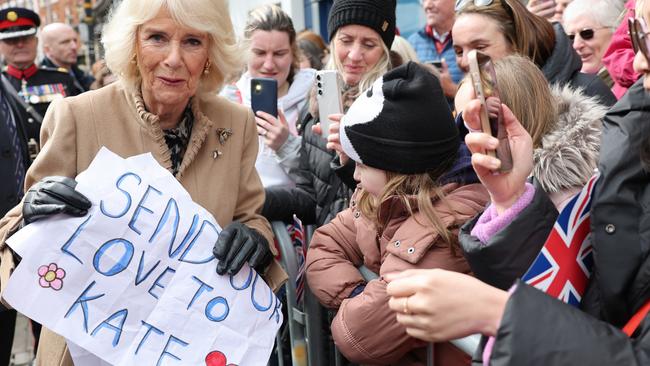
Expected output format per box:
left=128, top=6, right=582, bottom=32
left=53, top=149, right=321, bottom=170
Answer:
left=4, top=148, right=281, bottom=365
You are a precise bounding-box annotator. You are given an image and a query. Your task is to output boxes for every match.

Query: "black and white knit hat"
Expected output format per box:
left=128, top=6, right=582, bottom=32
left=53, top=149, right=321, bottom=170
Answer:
left=328, top=0, right=397, bottom=48
left=340, top=62, right=459, bottom=175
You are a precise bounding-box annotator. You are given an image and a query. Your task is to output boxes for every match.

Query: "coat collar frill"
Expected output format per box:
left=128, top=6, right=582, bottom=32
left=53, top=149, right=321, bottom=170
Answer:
left=353, top=183, right=489, bottom=271
left=532, top=85, right=606, bottom=205
left=130, top=89, right=213, bottom=180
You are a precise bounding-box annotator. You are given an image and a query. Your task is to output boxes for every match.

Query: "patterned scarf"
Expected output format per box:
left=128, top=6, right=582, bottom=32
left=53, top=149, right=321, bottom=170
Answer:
left=163, top=103, right=194, bottom=175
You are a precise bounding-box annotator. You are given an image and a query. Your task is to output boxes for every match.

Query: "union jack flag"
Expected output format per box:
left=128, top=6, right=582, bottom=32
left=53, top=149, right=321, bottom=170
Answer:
left=287, top=215, right=307, bottom=304
left=521, top=174, right=600, bottom=307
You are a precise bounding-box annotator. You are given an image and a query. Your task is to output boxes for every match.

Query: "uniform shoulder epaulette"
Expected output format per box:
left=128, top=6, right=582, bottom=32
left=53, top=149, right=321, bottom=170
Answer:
left=39, top=66, right=69, bottom=74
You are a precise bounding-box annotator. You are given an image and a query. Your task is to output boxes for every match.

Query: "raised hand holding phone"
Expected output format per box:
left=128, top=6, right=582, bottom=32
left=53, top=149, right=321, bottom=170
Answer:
left=316, top=70, right=343, bottom=138
left=464, top=99, right=533, bottom=214
left=527, top=0, right=556, bottom=19
left=468, top=50, right=513, bottom=173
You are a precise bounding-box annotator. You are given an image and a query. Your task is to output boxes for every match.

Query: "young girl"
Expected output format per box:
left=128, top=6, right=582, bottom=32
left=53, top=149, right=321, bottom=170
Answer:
left=305, top=62, right=489, bottom=365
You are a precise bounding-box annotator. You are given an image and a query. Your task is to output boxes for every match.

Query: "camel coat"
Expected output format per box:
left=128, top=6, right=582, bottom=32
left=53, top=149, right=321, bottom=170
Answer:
left=0, top=81, right=287, bottom=365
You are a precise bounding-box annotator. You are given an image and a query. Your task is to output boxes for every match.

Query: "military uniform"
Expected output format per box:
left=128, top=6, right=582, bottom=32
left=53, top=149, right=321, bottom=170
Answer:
left=3, top=63, right=78, bottom=146
left=0, top=7, right=78, bottom=159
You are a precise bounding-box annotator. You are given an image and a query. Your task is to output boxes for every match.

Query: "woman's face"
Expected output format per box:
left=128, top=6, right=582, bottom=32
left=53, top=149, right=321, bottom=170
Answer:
left=334, top=25, right=385, bottom=86
left=564, top=15, right=613, bottom=74
left=248, top=30, right=293, bottom=92
left=353, top=163, right=387, bottom=197
left=453, top=14, right=513, bottom=73
left=633, top=3, right=650, bottom=91
left=136, top=8, right=209, bottom=109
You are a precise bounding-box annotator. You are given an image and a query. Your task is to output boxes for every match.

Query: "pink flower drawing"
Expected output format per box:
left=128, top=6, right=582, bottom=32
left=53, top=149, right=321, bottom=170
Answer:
left=38, top=263, right=65, bottom=290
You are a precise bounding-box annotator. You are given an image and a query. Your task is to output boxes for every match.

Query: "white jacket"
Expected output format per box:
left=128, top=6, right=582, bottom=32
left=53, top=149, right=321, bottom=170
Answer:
left=223, top=68, right=315, bottom=188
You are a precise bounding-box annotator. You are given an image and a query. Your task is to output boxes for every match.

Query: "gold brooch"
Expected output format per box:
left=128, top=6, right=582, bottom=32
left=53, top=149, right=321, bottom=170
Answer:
left=216, top=128, right=233, bottom=145
left=382, top=21, right=389, bottom=32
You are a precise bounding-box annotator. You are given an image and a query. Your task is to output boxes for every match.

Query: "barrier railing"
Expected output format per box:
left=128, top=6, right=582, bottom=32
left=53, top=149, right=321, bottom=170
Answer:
left=271, top=222, right=480, bottom=365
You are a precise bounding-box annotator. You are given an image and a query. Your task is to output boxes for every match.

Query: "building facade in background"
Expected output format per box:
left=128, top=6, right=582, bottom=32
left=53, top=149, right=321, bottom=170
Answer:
left=0, top=0, right=424, bottom=70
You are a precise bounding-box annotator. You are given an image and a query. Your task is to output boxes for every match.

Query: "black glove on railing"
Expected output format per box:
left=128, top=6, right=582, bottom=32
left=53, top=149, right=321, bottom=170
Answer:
left=213, top=221, right=273, bottom=276
left=23, top=176, right=92, bottom=225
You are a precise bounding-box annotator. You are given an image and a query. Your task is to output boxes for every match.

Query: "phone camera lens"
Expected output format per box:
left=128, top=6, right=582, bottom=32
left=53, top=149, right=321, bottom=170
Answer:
left=316, top=75, right=321, bottom=81
left=318, top=90, right=323, bottom=95
left=317, top=82, right=322, bottom=88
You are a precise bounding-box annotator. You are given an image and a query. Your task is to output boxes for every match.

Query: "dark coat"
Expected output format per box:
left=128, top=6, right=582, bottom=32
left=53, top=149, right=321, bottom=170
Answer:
left=40, top=57, right=95, bottom=94
left=459, top=79, right=650, bottom=365
left=262, top=113, right=355, bottom=226
left=3, top=65, right=78, bottom=144
left=542, top=23, right=617, bottom=107
left=0, top=80, right=30, bottom=217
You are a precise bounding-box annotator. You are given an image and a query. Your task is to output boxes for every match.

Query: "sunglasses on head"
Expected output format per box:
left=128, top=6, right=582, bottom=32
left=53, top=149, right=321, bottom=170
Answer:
left=567, top=27, right=610, bottom=42
left=454, top=0, right=514, bottom=20
left=455, top=0, right=494, bottom=12
left=629, top=17, right=650, bottom=62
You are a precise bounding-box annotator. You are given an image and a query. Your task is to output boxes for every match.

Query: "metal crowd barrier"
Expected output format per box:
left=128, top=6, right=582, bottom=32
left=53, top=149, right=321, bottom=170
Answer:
left=270, top=221, right=480, bottom=365
left=358, top=265, right=481, bottom=366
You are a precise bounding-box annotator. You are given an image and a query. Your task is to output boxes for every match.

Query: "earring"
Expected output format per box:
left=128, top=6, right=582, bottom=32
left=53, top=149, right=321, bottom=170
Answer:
left=203, top=61, right=211, bottom=74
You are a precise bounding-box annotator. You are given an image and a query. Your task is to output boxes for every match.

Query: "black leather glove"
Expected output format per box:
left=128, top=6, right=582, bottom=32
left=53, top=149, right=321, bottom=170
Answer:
left=213, top=221, right=273, bottom=276
left=23, top=176, right=92, bottom=225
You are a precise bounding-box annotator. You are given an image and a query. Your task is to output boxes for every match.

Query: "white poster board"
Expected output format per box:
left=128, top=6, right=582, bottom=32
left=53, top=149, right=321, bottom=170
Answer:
left=3, top=147, right=281, bottom=366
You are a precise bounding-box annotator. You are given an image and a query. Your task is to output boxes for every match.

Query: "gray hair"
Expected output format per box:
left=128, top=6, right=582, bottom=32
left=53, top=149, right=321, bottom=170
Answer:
left=101, top=0, right=242, bottom=95
left=563, top=0, right=624, bottom=29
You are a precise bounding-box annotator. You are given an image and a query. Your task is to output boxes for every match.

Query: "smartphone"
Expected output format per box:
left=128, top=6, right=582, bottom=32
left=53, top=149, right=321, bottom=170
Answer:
left=467, top=50, right=513, bottom=173
left=251, top=77, right=278, bottom=118
left=315, top=70, right=343, bottom=138
left=427, top=60, right=444, bottom=69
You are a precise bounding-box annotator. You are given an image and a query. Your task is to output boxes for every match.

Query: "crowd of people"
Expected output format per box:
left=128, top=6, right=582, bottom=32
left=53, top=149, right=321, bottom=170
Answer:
left=0, top=0, right=649, bottom=364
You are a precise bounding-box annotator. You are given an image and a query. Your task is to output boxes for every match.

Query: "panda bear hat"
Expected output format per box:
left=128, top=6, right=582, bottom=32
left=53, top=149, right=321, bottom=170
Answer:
left=339, top=61, right=459, bottom=175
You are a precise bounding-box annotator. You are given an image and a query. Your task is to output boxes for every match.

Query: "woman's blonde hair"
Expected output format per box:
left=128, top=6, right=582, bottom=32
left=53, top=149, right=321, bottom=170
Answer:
left=327, top=28, right=391, bottom=93
left=356, top=157, right=460, bottom=254
left=102, top=0, right=241, bottom=95
left=391, top=35, right=419, bottom=64
left=457, top=0, right=555, bottom=67
left=243, top=4, right=300, bottom=84
left=493, top=55, right=557, bottom=147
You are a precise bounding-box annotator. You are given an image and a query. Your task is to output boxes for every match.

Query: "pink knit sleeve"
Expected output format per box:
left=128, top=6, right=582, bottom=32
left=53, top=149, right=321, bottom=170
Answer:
left=470, top=183, right=535, bottom=244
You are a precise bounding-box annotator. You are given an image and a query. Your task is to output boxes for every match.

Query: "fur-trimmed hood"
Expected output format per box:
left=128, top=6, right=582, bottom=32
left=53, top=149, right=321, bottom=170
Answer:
left=533, top=85, right=607, bottom=195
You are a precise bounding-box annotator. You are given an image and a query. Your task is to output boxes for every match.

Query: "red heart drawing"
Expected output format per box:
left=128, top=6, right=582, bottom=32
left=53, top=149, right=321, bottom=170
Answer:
left=205, top=350, right=238, bottom=366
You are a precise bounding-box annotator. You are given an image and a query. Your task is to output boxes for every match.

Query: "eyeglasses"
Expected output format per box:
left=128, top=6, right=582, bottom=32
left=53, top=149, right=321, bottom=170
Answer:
left=454, top=0, right=493, bottom=12
left=567, top=27, right=611, bottom=42
left=629, top=17, right=650, bottom=62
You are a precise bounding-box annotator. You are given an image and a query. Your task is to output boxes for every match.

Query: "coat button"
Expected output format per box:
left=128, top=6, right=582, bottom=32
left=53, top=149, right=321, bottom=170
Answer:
left=407, top=247, right=415, bottom=254
left=28, top=118, right=34, bottom=124
left=354, top=211, right=360, bottom=218
left=394, top=240, right=400, bottom=247
left=605, top=224, right=616, bottom=234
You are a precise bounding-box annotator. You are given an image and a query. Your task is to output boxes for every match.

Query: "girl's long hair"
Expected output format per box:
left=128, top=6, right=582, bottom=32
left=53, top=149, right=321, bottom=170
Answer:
left=356, top=154, right=460, bottom=254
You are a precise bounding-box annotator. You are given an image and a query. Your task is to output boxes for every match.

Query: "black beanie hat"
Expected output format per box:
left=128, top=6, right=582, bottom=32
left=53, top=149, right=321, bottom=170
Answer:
left=328, top=0, right=397, bottom=48
left=340, top=62, right=459, bottom=175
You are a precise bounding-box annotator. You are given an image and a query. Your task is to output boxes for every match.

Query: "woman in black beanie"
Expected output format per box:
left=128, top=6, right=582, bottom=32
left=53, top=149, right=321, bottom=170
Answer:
left=262, top=0, right=395, bottom=227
